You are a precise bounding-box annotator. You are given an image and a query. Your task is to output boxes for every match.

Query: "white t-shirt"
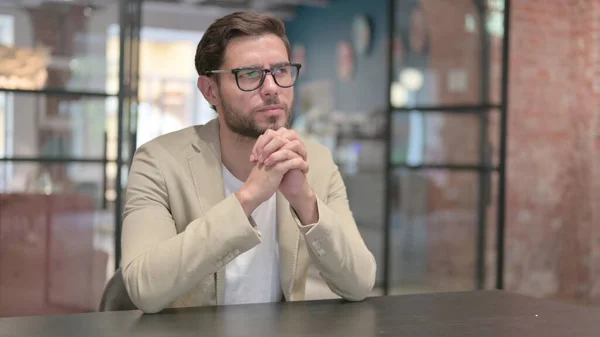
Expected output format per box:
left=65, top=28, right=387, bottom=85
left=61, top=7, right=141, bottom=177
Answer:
left=221, top=165, right=282, bottom=305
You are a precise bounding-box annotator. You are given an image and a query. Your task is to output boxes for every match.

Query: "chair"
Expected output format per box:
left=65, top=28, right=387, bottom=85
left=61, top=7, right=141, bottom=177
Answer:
left=98, top=268, right=137, bottom=311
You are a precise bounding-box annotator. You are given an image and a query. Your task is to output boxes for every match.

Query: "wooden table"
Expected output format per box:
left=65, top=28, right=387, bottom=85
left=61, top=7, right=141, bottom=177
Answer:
left=0, top=291, right=598, bottom=337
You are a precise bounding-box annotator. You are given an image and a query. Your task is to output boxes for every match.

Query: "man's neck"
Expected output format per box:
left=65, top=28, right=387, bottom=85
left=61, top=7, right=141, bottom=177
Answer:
left=219, top=123, right=256, bottom=182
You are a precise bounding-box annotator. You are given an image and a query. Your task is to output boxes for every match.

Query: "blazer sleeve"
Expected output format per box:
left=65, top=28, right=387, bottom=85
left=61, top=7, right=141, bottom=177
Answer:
left=120, top=143, right=262, bottom=314
left=290, top=161, right=377, bottom=301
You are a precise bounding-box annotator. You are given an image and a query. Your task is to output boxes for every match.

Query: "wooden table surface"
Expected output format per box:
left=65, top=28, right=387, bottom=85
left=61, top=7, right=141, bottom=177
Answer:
left=1, top=290, right=598, bottom=337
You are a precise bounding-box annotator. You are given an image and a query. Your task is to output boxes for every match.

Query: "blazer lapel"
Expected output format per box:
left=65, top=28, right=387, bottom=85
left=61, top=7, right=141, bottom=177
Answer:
left=188, top=119, right=224, bottom=217
left=277, top=191, right=300, bottom=301
left=188, top=119, right=227, bottom=304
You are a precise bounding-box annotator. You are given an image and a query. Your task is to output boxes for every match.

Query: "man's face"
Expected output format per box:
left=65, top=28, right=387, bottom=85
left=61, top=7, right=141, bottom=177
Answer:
left=215, top=34, right=294, bottom=139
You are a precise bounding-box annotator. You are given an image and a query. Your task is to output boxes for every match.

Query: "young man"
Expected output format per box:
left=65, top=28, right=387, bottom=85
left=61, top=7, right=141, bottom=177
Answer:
left=121, top=11, right=376, bottom=314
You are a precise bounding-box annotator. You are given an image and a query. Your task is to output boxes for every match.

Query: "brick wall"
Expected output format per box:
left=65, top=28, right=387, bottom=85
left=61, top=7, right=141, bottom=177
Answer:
left=416, top=0, right=484, bottom=291
left=414, top=0, right=600, bottom=304
left=502, top=0, right=600, bottom=303
left=591, top=0, right=600, bottom=302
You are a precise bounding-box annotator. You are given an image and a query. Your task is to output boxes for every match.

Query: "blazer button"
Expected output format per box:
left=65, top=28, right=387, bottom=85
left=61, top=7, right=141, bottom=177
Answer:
left=316, top=248, right=326, bottom=257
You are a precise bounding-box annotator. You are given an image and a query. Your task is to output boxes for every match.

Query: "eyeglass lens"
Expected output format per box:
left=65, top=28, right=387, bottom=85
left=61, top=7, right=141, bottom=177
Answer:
left=236, top=65, right=298, bottom=91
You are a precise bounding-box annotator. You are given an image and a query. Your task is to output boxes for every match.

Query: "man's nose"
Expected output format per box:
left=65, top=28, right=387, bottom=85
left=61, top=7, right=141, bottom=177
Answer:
left=260, top=73, right=278, bottom=96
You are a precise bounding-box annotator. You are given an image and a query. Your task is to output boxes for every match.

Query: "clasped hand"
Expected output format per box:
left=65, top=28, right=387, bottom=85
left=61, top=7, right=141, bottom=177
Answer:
left=236, top=128, right=314, bottom=216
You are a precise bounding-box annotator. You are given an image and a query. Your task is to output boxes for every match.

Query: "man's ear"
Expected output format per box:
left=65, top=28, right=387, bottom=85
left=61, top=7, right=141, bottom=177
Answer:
left=197, top=76, right=220, bottom=107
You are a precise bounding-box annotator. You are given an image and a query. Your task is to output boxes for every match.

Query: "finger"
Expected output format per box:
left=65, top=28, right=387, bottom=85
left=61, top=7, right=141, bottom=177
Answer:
left=253, top=129, right=302, bottom=162
left=252, top=130, right=276, bottom=160
left=250, top=137, right=260, bottom=162
left=296, top=163, right=309, bottom=174
left=280, top=130, right=307, bottom=161
left=273, top=158, right=309, bottom=174
left=280, top=129, right=304, bottom=146
left=280, top=140, right=307, bottom=161
left=260, top=137, right=289, bottom=163
left=274, top=157, right=309, bottom=175
left=264, top=149, right=298, bottom=166
left=264, top=141, right=306, bottom=164
left=251, top=135, right=264, bottom=161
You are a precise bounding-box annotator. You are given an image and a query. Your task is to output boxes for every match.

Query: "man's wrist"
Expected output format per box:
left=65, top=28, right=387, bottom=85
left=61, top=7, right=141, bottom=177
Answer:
left=235, top=186, right=259, bottom=217
left=288, top=186, right=318, bottom=226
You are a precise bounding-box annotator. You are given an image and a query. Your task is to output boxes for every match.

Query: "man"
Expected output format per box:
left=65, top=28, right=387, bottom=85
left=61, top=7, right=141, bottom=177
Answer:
left=121, top=11, right=376, bottom=314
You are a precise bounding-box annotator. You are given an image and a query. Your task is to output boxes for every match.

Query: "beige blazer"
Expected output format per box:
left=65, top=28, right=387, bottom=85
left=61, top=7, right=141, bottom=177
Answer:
left=121, top=119, right=376, bottom=313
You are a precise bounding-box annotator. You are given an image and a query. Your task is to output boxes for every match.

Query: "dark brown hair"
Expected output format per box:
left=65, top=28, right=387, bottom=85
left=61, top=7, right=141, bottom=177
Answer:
left=195, top=12, right=292, bottom=77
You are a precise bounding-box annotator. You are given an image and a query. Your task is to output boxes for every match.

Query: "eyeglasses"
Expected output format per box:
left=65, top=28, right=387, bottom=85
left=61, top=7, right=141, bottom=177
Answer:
left=205, top=63, right=302, bottom=92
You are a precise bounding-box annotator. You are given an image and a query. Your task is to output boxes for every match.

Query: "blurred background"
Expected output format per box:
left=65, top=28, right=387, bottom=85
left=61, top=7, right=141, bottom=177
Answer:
left=0, top=0, right=598, bottom=317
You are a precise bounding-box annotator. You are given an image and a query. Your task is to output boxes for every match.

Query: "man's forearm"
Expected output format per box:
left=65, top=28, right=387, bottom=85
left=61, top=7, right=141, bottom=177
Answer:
left=235, top=185, right=261, bottom=217
left=122, top=195, right=261, bottom=313
left=286, top=184, right=319, bottom=226
left=298, top=197, right=376, bottom=301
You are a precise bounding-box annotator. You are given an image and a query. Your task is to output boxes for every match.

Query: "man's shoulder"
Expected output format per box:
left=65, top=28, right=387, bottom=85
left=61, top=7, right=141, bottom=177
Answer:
left=304, top=138, right=330, bottom=156
left=303, top=137, right=335, bottom=167
left=137, top=125, right=202, bottom=158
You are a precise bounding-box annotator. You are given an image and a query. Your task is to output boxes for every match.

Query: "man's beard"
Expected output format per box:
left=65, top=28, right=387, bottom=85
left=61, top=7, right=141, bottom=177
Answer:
left=221, top=96, right=292, bottom=139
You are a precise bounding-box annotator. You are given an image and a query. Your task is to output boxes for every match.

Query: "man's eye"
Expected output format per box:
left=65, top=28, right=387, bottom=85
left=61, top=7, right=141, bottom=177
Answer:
left=274, top=67, right=289, bottom=75
left=240, top=70, right=261, bottom=78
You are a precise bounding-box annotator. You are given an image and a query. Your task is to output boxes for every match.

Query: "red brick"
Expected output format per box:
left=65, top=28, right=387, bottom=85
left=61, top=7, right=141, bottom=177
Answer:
left=419, top=0, right=599, bottom=303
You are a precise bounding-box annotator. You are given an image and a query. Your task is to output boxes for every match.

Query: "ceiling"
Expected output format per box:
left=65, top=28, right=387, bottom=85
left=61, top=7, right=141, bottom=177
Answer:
left=145, top=0, right=329, bottom=18
left=0, top=0, right=329, bottom=15
left=158, top=0, right=329, bottom=9
left=0, top=0, right=331, bottom=35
